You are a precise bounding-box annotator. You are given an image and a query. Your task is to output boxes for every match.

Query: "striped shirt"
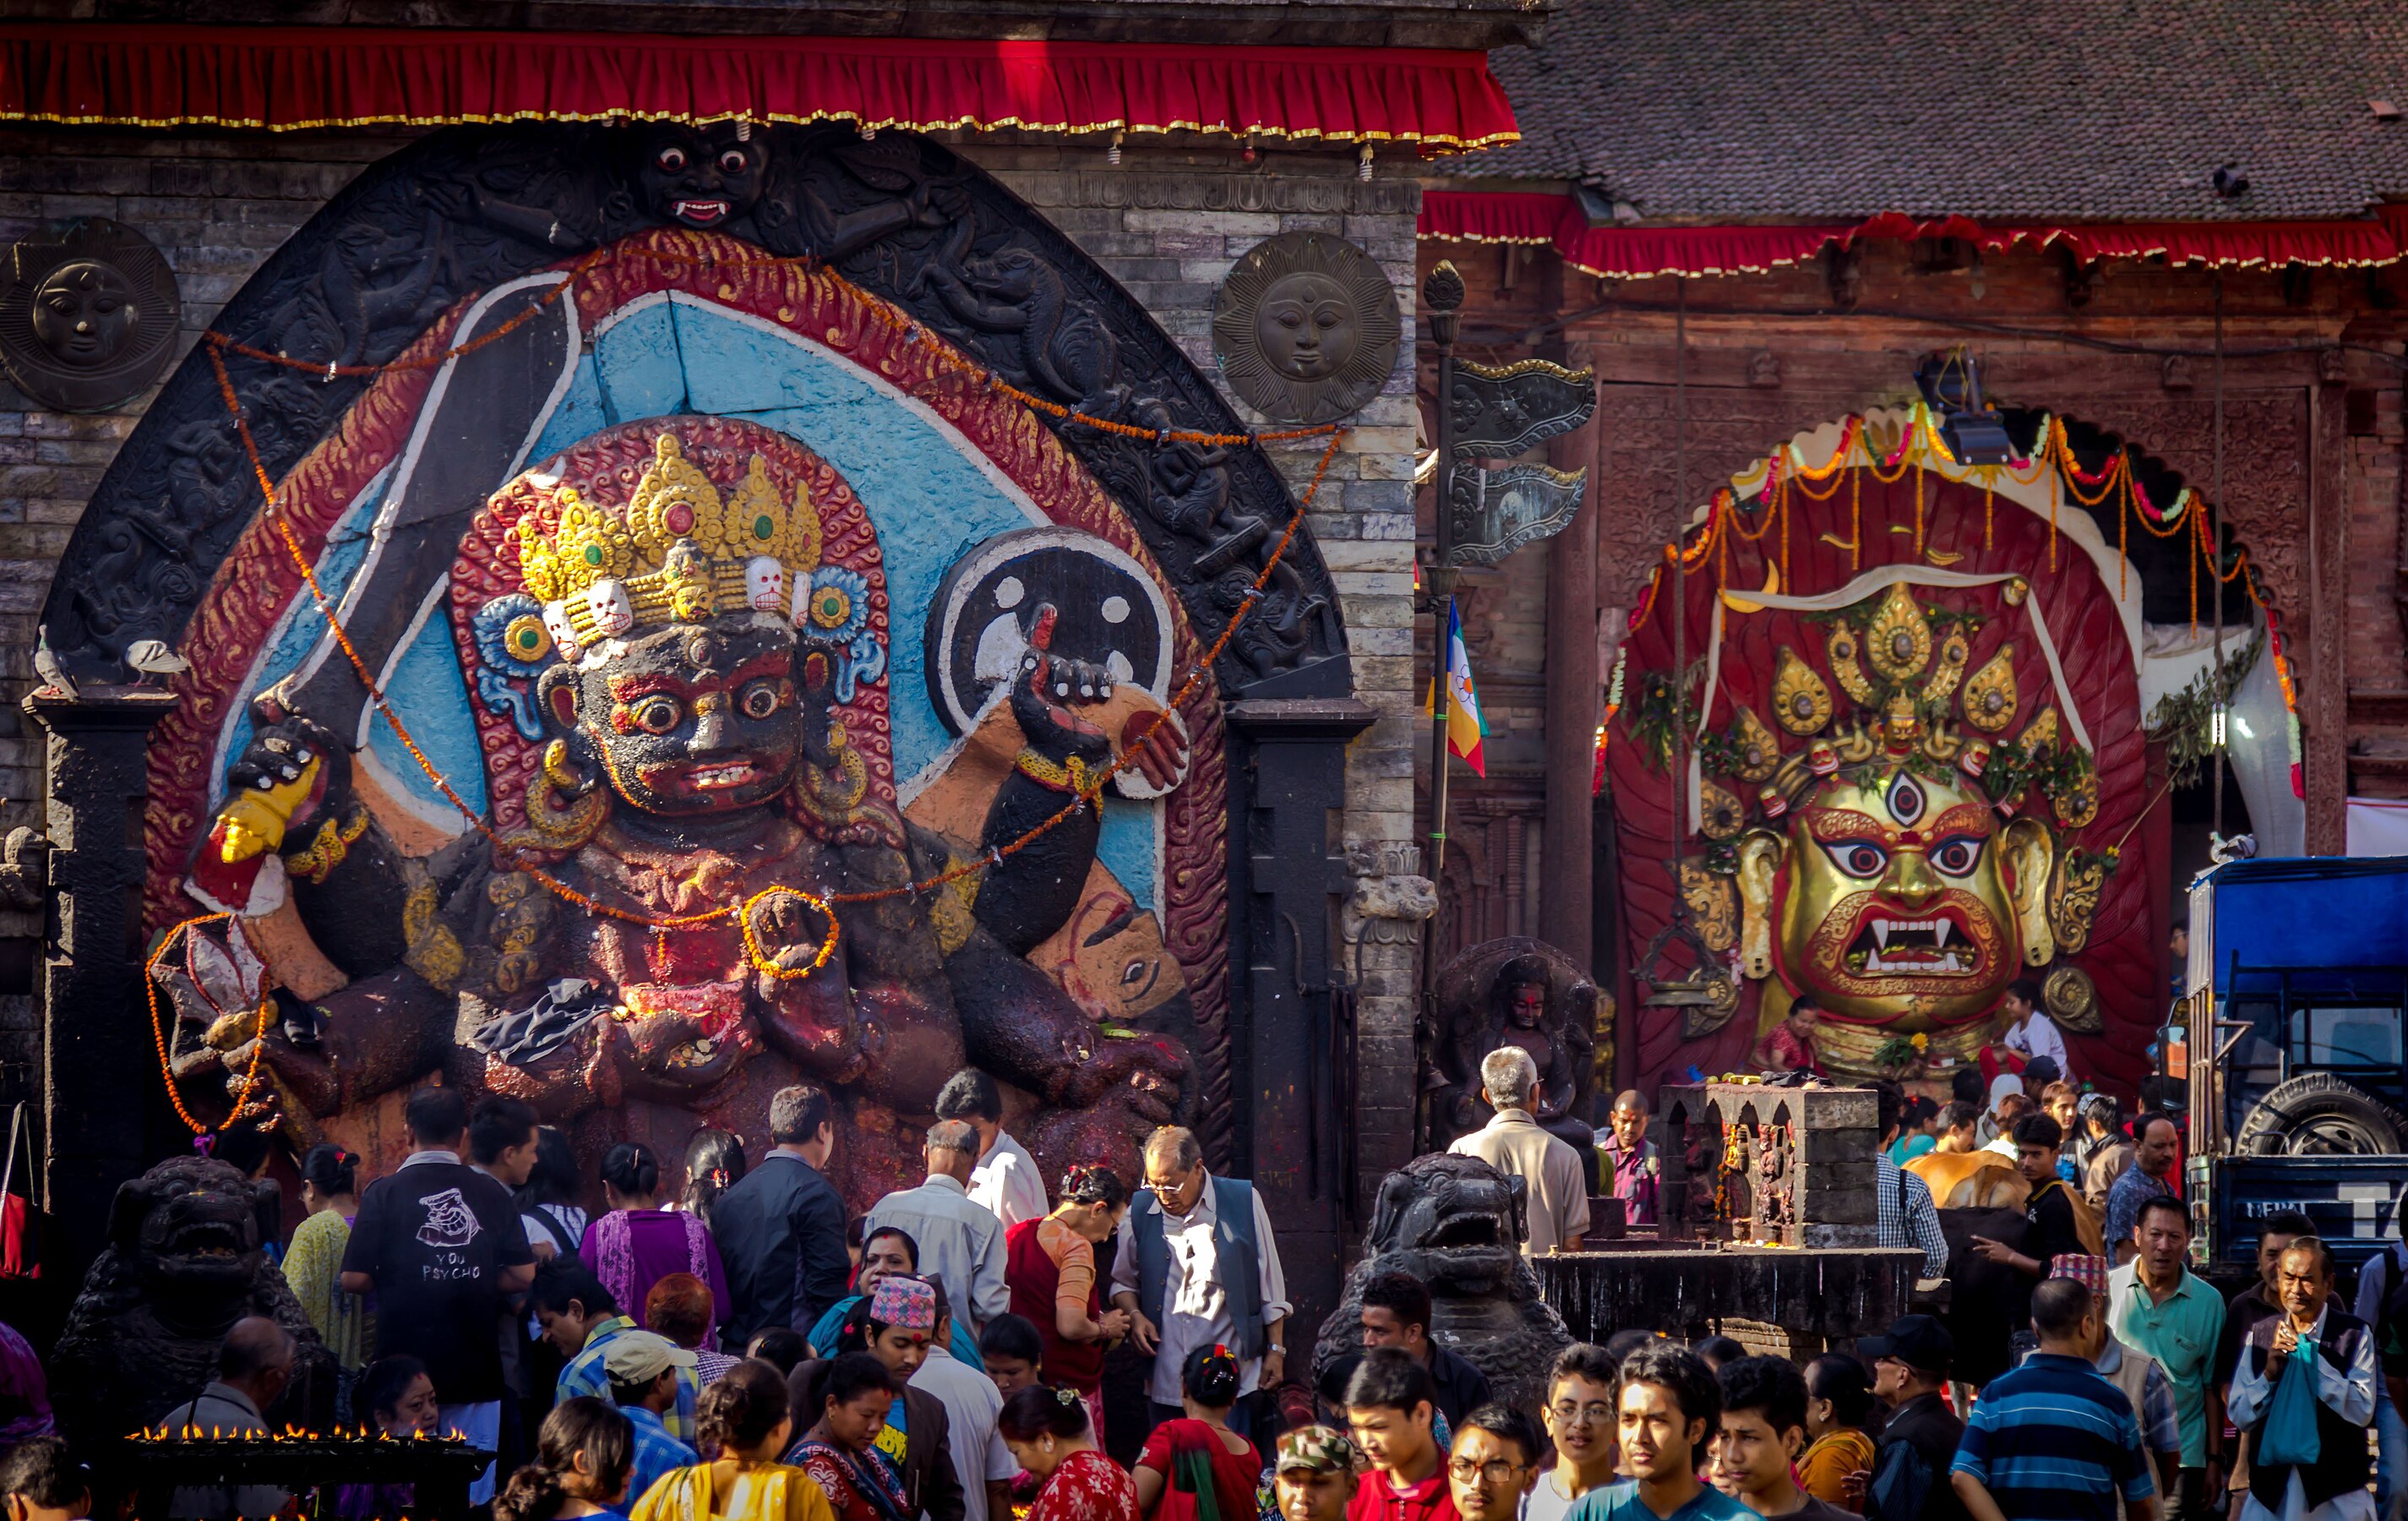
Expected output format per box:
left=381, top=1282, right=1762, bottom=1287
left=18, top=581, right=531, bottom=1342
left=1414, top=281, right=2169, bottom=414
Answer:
left=1952, top=1351, right=2155, bottom=1521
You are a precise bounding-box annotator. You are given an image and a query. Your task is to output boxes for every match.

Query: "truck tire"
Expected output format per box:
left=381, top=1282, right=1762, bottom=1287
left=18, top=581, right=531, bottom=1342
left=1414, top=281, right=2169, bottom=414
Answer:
left=2236, top=1073, right=2408, bottom=1156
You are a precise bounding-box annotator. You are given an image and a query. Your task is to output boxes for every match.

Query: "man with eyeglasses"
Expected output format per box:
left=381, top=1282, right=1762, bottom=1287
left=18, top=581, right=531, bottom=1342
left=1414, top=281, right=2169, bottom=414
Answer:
left=1529, top=1344, right=1621, bottom=1521
left=1111, top=1125, right=1288, bottom=1442
left=1447, top=1405, right=1544, bottom=1521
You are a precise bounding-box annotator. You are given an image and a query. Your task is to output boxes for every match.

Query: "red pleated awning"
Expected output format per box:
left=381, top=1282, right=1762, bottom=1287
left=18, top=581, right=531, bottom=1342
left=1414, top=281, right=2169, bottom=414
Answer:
left=0, top=22, right=1519, bottom=149
left=1422, top=191, right=2408, bottom=275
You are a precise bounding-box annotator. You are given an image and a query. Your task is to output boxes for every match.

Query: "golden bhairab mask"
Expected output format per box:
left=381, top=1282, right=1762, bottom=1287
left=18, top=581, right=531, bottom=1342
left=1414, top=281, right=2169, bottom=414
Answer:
left=1768, top=761, right=2048, bottom=1031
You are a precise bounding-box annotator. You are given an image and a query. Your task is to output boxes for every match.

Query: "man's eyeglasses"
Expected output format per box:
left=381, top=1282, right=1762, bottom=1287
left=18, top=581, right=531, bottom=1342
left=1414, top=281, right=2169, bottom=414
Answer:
left=1447, top=1458, right=1528, bottom=1485
left=1548, top=1401, right=1614, bottom=1427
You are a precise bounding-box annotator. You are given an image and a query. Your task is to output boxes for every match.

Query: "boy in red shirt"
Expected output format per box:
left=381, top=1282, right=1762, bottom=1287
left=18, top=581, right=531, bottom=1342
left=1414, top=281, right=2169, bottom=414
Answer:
left=1344, top=1348, right=1457, bottom=1521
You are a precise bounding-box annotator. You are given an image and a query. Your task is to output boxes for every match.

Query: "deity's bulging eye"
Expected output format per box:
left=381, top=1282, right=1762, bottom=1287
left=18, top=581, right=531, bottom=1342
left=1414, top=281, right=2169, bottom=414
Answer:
left=1885, top=771, right=1926, bottom=826
left=631, top=696, right=684, bottom=735
left=656, top=146, right=689, bottom=173
left=1314, top=303, right=1347, bottom=330
left=718, top=149, right=749, bottom=175
left=1929, top=836, right=1985, bottom=876
left=738, top=679, right=785, bottom=720
left=1822, top=840, right=1888, bottom=879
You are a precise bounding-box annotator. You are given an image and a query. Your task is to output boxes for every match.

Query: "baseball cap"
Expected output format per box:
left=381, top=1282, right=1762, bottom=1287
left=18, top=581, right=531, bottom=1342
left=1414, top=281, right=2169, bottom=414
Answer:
left=1858, top=1314, right=1953, bottom=1375
left=602, top=1330, right=699, bottom=1386
left=1276, top=1426, right=1364, bottom=1476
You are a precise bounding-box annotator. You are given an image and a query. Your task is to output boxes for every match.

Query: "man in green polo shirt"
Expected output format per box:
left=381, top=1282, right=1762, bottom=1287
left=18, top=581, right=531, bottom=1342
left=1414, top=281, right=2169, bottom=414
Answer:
left=2108, top=1192, right=2225, bottom=1521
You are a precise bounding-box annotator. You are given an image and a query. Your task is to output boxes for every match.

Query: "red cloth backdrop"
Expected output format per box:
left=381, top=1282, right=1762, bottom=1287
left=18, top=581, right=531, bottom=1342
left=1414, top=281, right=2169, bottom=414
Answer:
left=1608, top=471, right=2162, bottom=1096
left=0, top=22, right=1517, bottom=147
left=1422, top=190, right=2408, bottom=275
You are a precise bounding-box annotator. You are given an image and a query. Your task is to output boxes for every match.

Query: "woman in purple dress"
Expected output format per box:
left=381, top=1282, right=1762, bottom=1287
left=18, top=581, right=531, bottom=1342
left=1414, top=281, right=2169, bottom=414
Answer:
left=580, top=1143, right=733, bottom=1342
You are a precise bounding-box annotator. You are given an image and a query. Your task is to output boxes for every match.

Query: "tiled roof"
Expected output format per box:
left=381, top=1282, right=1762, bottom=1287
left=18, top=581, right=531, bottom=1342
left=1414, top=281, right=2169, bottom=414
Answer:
left=1465, top=0, right=2408, bottom=221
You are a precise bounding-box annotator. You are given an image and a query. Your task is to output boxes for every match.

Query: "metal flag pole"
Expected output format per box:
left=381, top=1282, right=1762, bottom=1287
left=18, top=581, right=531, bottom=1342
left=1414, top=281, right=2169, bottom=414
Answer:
left=1670, top=279, right=1689, bottom=924
left=1425, top=264, right=1466, bottom=887
left=2212, top=275, right=2226, bottom=842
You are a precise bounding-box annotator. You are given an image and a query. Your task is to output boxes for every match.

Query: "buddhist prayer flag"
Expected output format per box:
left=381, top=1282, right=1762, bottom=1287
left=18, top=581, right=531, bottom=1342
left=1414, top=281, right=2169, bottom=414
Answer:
left=1444, top=598, right=1486, bottom=777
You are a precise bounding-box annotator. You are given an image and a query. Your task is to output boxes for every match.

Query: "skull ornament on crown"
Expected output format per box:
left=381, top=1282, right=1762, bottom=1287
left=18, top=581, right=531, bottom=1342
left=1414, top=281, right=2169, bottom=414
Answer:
left=1692, top=580, right=2111, bottom=1072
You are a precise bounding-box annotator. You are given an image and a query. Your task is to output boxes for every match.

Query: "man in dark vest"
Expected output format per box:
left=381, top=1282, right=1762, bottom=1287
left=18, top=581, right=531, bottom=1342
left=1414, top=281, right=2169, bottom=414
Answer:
left=2228, top=1237, right=2377, bottom=1521
left=1109, top=1125, right=1288, bottom=1442
left=713, top=1084, right=849, bottom=1346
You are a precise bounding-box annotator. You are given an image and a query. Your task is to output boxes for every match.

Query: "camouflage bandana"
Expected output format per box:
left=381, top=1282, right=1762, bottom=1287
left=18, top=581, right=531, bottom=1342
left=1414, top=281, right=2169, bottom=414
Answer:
left=1276, top=1426, right=1365, bottom=1475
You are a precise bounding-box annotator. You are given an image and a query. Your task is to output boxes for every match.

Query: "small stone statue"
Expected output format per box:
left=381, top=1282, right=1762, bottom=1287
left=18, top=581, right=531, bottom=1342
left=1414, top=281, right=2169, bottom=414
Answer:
left=1430, top=937, right=1598, bottom=1153
left=1312, top=1153, right=1572, bottom=1412
left=50, top=1156, right=335, bottom=1451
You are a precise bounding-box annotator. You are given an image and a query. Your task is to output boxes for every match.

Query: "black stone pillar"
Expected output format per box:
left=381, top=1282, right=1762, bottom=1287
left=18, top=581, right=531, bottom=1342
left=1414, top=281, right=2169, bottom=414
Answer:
left=1226, top=695, right=1374, bottom=1359
left=26, top=687, right=177, bottom=1271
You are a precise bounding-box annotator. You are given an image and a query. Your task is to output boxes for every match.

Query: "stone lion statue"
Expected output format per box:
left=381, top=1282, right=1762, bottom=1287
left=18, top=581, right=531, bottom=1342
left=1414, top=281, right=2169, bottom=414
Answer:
left=1313, top=1153, right=1571, bottom=1413
left=51, top=1156, right=335, bottom=1448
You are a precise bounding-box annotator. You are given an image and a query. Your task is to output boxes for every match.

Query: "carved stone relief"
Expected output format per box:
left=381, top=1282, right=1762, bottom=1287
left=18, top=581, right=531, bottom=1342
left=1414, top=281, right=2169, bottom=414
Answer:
left=1212, top=231, right=1401, bottom=426
left=0, top=218, right=180, bottom=412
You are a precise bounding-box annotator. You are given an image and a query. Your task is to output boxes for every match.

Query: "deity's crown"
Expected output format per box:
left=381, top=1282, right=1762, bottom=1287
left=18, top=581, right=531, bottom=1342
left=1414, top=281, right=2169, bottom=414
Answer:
left=515, top=433, right=824, bottom=649
left=1707, top=578, right=2095, bottom=837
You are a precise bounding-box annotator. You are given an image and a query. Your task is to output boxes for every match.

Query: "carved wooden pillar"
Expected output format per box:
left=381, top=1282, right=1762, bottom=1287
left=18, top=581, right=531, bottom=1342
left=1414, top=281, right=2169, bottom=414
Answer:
left=26, top=687, right=177, bottom=1270
left=1543, top=395, right=1601, bottom=964
left=2309, top=384, right=2350, bottom=853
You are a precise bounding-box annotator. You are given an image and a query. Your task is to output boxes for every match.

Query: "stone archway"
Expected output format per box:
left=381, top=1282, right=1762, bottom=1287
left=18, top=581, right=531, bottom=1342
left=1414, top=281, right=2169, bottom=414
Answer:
left=34, top=122, right=1362, bottom=1252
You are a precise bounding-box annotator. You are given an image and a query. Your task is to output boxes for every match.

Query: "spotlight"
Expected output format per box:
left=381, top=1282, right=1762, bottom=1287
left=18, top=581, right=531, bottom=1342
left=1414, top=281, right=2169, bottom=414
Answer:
left=1913, top=347, right=2016, bottom=465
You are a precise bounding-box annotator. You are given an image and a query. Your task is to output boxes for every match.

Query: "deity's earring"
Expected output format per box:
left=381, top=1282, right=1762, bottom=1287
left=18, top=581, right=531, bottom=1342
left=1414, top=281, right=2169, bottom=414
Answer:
left=543, top=737, right=600, bottom=799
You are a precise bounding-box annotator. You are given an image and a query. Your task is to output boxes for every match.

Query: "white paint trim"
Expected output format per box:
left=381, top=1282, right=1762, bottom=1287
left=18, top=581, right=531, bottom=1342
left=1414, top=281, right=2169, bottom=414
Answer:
left=294, top=270, right=580, bottom=690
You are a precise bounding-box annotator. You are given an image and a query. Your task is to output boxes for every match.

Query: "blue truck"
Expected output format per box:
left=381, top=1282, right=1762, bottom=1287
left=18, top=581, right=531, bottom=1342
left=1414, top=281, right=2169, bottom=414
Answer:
left=2184, top=855, right=2408, bottom=1277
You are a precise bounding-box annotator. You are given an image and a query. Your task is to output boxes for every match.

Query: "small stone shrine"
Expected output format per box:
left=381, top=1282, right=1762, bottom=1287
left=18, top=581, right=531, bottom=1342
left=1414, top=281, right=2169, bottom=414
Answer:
left=1536, top=1079, right=1912, bottom=1359
left=1654, top=1079, right=1882, bottom=1248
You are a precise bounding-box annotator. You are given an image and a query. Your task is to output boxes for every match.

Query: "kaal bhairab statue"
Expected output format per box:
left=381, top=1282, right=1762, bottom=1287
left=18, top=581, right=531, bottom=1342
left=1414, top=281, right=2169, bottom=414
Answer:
left=74, top=121, right=1357, bottom=1208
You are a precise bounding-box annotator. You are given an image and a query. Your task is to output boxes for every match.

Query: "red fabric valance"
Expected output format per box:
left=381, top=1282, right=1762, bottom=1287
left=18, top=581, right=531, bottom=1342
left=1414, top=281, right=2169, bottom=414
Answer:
left=1421, top=191, right=2408, bottom=275
left=0, top=23, right=1518, bottom=148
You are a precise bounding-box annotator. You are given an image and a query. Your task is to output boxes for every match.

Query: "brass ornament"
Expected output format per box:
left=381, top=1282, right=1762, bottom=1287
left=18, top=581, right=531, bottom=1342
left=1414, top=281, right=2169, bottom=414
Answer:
left=1772, top=646, right=1834, bottom=735
left=1962, top=645, right=2020, bottom=733
left=2048, top=848, right=2110, bottom=955
left=1699, top=778, right=1746, bottom=841
left=1212, top=231, right=1402, bottom=425
left=1926, top=628, right=1970, bottom=708
left=2042, top=964, right=2104, bottom=1034
left=1734, top=830, right=1783, bottom=979
left=1682, top=860, right=1738, bottom=953
left=1864, top=583, right=1935, bottom=683
left=2018, top=708, right=2061, bottom=755
left=1682, top=965, right=1741, bottom=1039
left=1727, top=706, right=1781, bottom=782
left=1999, top=816, right=2057, bottom=968
left=0, top=216, right=181, bottom=412
left=2051, top=768, right=2100, bottom=830
left=1825, top=624, right=1876, bottom=706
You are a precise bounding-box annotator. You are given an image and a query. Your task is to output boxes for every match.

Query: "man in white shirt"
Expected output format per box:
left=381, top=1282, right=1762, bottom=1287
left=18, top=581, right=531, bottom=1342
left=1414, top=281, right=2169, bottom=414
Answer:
left=866, top=1120, right=1011, bottom=1335
left=936, top=1068, right=1049, bottom=1230
left=1446, top=1048, right=1589, bottom=1256
left=912, top=1285, right=1019, bottom=1521
left=1109, top=1125, right=1290, bottom=1441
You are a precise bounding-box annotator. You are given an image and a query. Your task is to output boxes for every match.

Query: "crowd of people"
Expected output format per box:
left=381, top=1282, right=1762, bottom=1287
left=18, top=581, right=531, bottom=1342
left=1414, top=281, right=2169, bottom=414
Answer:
left=0, top=1036, right=2394, bottom=1521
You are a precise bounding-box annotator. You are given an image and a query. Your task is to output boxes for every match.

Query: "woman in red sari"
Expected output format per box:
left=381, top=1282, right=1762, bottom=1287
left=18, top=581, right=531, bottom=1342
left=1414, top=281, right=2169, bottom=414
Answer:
left=1132, top=1347, right=1261, bottom=1521
left=999, top=1383, right=1139, bottom=1521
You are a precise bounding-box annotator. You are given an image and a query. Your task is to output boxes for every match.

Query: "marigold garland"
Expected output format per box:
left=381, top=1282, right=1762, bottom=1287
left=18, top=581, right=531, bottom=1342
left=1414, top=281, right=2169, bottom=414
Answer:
left=1611, top=404, right=2303, bottom=777
left=154, top=236, right=1348, bottom=1139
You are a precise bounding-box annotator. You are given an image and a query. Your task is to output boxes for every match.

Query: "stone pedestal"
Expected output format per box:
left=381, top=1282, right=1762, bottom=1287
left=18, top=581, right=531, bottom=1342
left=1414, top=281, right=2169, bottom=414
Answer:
left=1534, top=1245, right=1921, bottom=1353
